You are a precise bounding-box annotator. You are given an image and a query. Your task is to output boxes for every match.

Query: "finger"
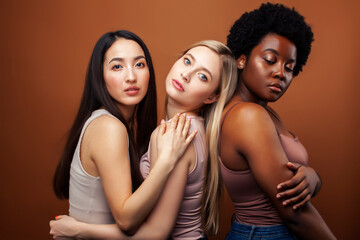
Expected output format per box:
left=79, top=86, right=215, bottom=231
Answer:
left=158, top=119, right=166, bottom=135
left=182, top=117, right=191, bottom=136
left=281, top=188, right=309, bottom=206
left=277, top=172, right=305, bottom=190
left=176, top=113, right=187, bottom=133
left=293, top=194, right=311, bottom=210
left=169, top=113, right=180, bottom=130
left=277, top=181, right=307, bottom=199
left=185, top=130, right=198, bottom=144
left=286, top=162, right=301, bottom=171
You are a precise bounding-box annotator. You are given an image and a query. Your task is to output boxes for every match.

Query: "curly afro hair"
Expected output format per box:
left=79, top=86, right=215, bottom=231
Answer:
left=227, top=2, right=314, bottom=76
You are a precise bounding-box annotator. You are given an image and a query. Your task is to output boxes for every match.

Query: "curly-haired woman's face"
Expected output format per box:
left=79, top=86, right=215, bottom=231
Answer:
left=238, top=33, right=297, bottom=104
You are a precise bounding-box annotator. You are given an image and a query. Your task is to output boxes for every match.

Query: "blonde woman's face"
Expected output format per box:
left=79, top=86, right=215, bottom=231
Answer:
left=165, top=46, right=221, bottom=110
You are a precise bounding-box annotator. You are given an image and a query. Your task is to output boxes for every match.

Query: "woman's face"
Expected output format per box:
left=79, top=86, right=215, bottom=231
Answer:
left=103, top=38, right=150, bottom=110
left=239, top=33, right=297, bottom=103
left=165, top=46, right=221, bottom=111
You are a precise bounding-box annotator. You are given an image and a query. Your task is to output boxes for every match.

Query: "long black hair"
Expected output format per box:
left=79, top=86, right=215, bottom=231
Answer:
left=53, top=30, right=157, bottom=199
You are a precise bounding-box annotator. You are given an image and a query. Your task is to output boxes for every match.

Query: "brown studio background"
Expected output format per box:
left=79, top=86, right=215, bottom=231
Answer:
left=0, top=0, right=359, bottom=239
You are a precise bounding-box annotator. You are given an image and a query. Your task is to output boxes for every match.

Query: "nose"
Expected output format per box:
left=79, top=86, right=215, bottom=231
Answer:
left=125, top=68, right=136, bottom=83
left=272, top=63, right=285, bottom=80
left=181, top=71, right=191, bottom=82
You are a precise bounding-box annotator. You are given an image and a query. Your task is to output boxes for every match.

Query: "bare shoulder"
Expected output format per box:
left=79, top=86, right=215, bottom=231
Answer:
left=223, top=102, right=272, bottom=129
left=90, top=115, right=127, bottom=136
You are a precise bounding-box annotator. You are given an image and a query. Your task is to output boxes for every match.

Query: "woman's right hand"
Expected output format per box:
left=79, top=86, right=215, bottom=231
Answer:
left=155, top=113, right=197, bottom=168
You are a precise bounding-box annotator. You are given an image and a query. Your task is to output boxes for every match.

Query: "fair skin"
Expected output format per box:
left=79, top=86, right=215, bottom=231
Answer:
left=53, top=38, right=197, bottom=238
left=50, top=46, right=222, bottom=239
left=221, top=33, right=335, bottom=239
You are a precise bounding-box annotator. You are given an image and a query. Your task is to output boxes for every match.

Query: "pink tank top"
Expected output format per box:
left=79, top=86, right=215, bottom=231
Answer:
left=140, top=116, right=207, bottom=239
left=219, top=103, right=308, bottom=226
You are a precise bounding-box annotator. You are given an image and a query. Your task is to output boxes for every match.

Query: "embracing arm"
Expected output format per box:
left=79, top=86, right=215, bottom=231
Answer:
left=50, top=142, right=193, bottom=240
left=277, top=162, right=322, bottom=209
left=92, top=114, right=195, bottom=233
left=227, top=104, right=335, bottom=240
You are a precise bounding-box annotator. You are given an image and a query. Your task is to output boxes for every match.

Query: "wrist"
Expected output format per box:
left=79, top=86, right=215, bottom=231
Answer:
left=154, top=154, right=176, bottom=173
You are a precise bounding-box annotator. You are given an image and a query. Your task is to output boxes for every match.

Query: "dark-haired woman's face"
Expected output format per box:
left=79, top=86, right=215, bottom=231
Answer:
left=103, top=38, right=150, bottom=111
left=238, top=33, right=296, bottom=104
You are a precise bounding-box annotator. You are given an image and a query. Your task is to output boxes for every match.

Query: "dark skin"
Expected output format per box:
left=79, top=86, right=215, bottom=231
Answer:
left=221, top=33, right=335, bottom=239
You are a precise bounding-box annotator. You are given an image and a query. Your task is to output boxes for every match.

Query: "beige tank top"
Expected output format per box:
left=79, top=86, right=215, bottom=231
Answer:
left=69, top=109, right=117, bottom=224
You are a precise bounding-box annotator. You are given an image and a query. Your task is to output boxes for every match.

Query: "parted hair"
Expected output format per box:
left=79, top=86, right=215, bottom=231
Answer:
left=227, top=2, right=314, bottom=77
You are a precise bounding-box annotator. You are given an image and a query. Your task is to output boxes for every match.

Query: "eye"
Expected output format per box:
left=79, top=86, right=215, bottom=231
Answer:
left=112, top=64, right=123, bottom=70
left=264, top=58, right=275, bottom=65
left=285, top=66, right=294, bottom=73
left=135, top=62, right=145, bottom=68
left=184, top=57, right=191, bottom=66
left=198, top=73, right=208, bottom=81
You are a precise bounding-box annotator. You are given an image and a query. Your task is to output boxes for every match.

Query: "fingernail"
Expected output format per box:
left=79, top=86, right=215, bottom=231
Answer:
left=276, top=194, right=281, bottom=198
left=293, top=206, right=297, bottom=210
left=161, top=119, right=165, bottom=124
left=55, top=215, right=58, bottom=219
left=283, top=201, right=287, bottom=206
left=186, top=116, right=191, bottom=121
left=177, top=113, right=180, bottom=116
left=277, top=185, right=282, bottom=189
left=182, top=113, right=187, bottom=117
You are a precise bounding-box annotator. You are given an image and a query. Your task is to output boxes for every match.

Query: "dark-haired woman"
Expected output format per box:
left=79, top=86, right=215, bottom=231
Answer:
left=52, top=30, right=197, bottom=233
left=221, top=3, right=336, bottom=239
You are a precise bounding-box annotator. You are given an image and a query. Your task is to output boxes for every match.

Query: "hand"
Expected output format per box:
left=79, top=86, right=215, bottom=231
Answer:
left=276, top=162, right=321, bottom=210
left=156, top=113, right=197, bottom=168
left=49, top=215, right=80, bottom=239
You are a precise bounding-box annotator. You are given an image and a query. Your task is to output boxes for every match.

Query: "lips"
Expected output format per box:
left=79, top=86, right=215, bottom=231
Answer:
left=269, top=83, right=283, bottom=93
left=172, top=79, right=184, bottom=92
left=124, top=86, right=140, bottom=96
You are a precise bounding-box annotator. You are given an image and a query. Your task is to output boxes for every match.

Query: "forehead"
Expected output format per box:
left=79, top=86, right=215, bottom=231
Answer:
left=256, top=33, right=297, bottom=60
left=104, top=38, right=145, bottom=60
left=186, top=46, right=221, bottom=78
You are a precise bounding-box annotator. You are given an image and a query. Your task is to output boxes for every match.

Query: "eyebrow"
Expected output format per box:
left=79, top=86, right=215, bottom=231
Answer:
left=264, top=48, right=296, bottom=63
left=185, top=53, right=213, bottom=79
left=108, top=55, right=145, bottom=64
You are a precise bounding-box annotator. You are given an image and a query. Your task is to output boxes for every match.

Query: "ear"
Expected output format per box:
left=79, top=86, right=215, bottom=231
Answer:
left=203, top=94, right=219, bottom=104
left=236, top=55, right=246, bottom=69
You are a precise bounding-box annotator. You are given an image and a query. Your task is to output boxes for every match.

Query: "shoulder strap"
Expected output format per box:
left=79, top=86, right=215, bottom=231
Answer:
left=219, top=102, right=243, bottom=151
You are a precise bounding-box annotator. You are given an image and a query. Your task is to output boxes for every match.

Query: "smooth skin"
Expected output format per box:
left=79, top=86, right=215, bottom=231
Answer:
left=50, top=46, right=222, bottom=239
left=220, top=33, right=335, bottom=239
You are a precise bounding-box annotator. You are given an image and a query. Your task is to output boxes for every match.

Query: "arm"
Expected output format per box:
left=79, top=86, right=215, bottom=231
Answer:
left=91, top=114, right=195, bottom=233
left=277, top=162, right=322, bottom=209
left=50, top=141, right=194, bottom=239
left=225, top=103, right=335, bottom=239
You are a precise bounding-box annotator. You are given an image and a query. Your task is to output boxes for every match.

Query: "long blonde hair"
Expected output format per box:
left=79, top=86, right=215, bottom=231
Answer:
left=183, top=40, right=238, bottom=234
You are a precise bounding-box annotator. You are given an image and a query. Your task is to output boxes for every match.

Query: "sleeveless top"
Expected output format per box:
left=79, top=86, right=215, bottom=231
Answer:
left=219, top=103, right=308, bottom=226
left=140, top=116, right=207, bottom=240
left=69, top=109, right=117, bottom=224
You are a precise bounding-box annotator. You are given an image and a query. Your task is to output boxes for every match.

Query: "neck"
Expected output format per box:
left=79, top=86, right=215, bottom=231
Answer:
left=237, top=81, right=268, bottom=107
left=166, top=97, right=200, bottom=119
left=115, top=103, right=136, bottom=123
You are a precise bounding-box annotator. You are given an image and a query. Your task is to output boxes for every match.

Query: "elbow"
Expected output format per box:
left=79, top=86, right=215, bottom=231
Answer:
left=114, top=218, right=138, bottom=236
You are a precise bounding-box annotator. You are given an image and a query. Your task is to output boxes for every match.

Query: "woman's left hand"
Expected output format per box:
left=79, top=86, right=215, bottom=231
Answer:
left=276, top=162, right=321, bottom=210
left=49, top=215, right=80, bottom=239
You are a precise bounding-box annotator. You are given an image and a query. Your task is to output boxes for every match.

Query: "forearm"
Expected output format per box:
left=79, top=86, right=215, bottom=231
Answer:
left=282, top=203, right=336, bottom=239
left=77, top=223, right=128, bottom=240
left=113, top=155, right=174, bottom=232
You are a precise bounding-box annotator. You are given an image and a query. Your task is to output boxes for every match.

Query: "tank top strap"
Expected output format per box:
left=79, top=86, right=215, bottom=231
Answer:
left=219, top=102, right=243, bottom=151
left=264, top=106, right=281, bottom=135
